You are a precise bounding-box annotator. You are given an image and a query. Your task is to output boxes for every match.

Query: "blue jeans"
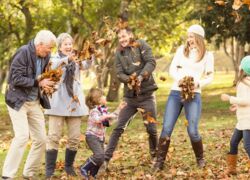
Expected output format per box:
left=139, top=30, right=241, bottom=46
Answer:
left=160, top=90, right=202, bottom=142
left=229, top=128, right=250, bottom=158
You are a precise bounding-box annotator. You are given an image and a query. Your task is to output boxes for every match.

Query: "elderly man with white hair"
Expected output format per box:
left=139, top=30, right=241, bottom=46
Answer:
left=2, top=30, right=57, bottom=180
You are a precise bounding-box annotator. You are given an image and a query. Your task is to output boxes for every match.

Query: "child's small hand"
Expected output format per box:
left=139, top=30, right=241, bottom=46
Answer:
left=229, top=104, right=237, bottom=112
left=118, top=101, right=127, bottom=110
left=221, top=94, right=230, bottom=101
left=106, top=114, right=116, bottom=119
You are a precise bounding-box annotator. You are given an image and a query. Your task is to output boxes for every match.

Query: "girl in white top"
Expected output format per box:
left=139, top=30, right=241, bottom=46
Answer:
left=154, top=24, right=214, bottom=171
left=221, top=55, right=250, bottom=175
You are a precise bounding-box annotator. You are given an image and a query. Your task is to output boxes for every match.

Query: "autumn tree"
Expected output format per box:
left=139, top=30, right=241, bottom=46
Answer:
left=190, top=0, right=250, bottom=84
left=0, top=0, right=194, bottom=100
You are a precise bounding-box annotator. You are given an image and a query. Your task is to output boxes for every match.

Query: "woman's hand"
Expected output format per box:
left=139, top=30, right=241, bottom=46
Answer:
left=229, top=104, right=237, bottom=112
left=221, top=94, right=230, bottom=101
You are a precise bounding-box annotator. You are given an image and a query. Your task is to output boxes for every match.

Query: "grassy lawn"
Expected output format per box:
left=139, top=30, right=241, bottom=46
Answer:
left=0, top=72, right=249, bottom=179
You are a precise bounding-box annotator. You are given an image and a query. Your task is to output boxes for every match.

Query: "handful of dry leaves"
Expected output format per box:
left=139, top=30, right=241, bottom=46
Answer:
left=178, top=76, right=195, bottom=101
left=127, top=73, right=141, bottom=96
left=38, top=63, right=64, bottom=97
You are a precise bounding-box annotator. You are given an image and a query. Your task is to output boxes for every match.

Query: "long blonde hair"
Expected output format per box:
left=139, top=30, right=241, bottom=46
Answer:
left=184, top=33, right=206, bottom=62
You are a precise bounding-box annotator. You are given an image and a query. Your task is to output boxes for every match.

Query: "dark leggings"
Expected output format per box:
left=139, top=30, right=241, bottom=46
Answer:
left=229, top=128, right=250, bottom=158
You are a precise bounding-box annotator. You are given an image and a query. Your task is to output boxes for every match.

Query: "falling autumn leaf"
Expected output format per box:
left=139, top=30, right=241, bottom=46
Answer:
left=232, top=0, right=243, bottom=10
left=231, top=11, right=242, bottom=23
left=132, top=61, right=141, bottom=66
left=160, top=76, right=167, bottom=81
left=146, top=114, right=157, bottom=123
left=55, top=160, right=65, bottom=170
left=79, top=134, right=85, bottom=142
left=70, top=108, right=76, bottom=113
left=129, top=40, right=140, bottom=48
left=137, top=107, right=145, bottom=113
left=215, top=0, right=226, bottom=6
left=207, top=6, right=213, bottom=11
left=71, top=95, right=80, bottom=105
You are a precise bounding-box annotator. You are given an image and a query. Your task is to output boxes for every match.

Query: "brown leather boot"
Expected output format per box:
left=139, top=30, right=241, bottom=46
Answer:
left=226, top=154, right=237, bottom=175
left=153, top=137, right=170, bottom=171
left=191, top=139, right=205, bottom=168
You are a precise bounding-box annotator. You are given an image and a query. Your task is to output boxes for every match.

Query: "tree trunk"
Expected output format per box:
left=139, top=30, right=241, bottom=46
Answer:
left=106, top=66, right=121, bottom=102
left=0, top=70, right=7, bottom=93
left=223, top=37, right=245, bottom=86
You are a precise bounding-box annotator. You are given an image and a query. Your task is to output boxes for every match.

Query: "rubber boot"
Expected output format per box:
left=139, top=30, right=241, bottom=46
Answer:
left=226, top=154, right=237, bottom=175
left=45, top=149, right=58, bottom=179
left=153, top=137, right=170, bottom=171
left=65, top=148, right=77, bottom=176
left=191, top=139, right=206, bottom=168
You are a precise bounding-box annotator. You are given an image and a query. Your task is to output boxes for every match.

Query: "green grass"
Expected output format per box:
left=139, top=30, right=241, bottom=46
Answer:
left=1, top=72, right=249, bottom=179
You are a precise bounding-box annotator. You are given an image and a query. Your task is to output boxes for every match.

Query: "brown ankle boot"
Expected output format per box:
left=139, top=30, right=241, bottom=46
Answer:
left=153, top=137, right=170, bottom=171
left=191, top=139, right=205, bottom=168
left=226, top=154, right=237, bottom=175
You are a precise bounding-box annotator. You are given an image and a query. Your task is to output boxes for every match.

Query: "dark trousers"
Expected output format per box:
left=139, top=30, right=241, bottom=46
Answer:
left=229, top=128, right=250, bottom=158
left=86, top=134, right=105, bottom=166
left=105, top=94, right=158, bottom=161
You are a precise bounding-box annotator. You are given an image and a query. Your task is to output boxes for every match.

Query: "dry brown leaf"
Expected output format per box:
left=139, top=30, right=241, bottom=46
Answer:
left=56, top=160, right=65, bottom=170
left=146, top=114, right=157, bottom=124
left=39, top=65, right=63, bottom=97
left=137, top=108, right=145, bottom=113
left=215, top=0, right=226, bottom=6
left=132, top=61, right=141, bottom=66
left=178, top=76, right=195, bottom=101
left=184, top=119, right=189, bottom=127
left=233, top=0, right=243, bottom=10
left=207, top=6, right=213, bottom=11
left=70, top=108, right=76, bottom=112
left=79, top=134, right=85, bottom=142
left=160, top=76, right=167, bottom=81
left=72, top=95, right=80, bottom=105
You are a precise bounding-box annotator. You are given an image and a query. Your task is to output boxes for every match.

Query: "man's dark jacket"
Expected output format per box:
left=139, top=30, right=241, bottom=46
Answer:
left=115, top=39, right=158, bottom=98
left=5, top=40, right=51, bottom=111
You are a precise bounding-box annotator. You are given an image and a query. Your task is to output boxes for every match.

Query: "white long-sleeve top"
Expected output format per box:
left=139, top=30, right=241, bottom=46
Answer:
left=229, top=77, right=250, bottom=130
left=169, top=45, right=214, bottom=93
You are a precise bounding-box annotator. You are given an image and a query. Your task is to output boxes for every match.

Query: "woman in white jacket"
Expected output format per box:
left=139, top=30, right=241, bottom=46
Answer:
left=154, top=25, right=214, bottom=170
left=44, top=33, right=92, bottom=178
left=221, top=56, right=250, bottom=175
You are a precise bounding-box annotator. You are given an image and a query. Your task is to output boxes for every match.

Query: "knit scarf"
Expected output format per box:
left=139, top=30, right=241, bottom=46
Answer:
left=59, top=51, right=76, bottom=97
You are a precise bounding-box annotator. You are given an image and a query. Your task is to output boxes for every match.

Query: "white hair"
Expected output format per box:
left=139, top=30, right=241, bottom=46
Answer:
left=57, top=33, right=73, bottom=49
left=34, top=30, right=57, bottom=46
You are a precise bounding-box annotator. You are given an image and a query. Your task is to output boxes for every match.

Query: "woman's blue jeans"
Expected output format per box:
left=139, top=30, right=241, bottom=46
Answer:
left=160, top=90, right=202, bottom=142
left=229, top=128, right=250, bottom=158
